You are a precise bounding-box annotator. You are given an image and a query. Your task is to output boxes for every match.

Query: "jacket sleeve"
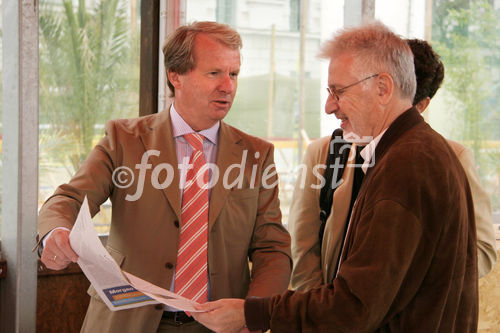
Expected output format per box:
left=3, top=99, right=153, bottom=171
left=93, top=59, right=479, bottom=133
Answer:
left=246, top=144, right=292, bottom=297
left=246, top=200, right=423, bottom=332
left=289, top=140, right=325, bottom=291
left=455, top=146, right=497, bottom=277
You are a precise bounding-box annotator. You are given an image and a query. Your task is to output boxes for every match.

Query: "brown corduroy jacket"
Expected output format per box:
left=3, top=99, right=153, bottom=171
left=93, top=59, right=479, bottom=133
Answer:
left=246, top=108, right=478, bottom=333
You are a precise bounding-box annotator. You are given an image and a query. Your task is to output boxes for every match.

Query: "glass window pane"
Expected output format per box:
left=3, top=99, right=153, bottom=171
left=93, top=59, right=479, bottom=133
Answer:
left=374, top=1, right=499, bottom=238
left=183, top=0, right=499, bottom=235
left=426, top=0, right=500, bottom=237
left=39, top=0, right=141, bottom=235
left=185, top=0, right=327, bottom=226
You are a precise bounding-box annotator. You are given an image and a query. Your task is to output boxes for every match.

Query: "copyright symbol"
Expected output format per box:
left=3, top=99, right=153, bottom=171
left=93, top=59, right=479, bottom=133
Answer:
left=112, top=166, right=134, bottom=189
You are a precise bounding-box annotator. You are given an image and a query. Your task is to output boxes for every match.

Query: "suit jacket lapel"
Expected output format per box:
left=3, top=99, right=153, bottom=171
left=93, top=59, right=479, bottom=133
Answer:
left=139, top=109, right=182, bottom=220
left=208, top=122, right=242, bottom=231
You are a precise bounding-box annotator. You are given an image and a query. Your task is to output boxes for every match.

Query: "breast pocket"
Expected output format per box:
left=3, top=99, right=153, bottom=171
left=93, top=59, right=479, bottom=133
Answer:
left=217, top=188, right=259, bottom=248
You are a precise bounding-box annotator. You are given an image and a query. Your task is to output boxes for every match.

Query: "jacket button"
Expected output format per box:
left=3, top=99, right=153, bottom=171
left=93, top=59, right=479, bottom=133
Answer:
left=174, top=220, right=179, bottom=228
left=165, top=262, right=174, bottom=269
left=155, top=304, right=163, bottom=310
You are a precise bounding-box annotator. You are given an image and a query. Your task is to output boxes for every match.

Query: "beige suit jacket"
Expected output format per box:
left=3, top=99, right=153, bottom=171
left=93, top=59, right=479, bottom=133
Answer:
left=38, top=110, right=292, bottom=333
left=290, top=135, right=496, bottom=291
left=446, top=139, right=497, bottom=277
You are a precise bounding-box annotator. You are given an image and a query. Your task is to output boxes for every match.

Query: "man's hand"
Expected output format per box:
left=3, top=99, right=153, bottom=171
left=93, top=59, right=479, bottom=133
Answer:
left=193, top=299, right=252, bottom=333
left=41, top=229, right=78, bottom=270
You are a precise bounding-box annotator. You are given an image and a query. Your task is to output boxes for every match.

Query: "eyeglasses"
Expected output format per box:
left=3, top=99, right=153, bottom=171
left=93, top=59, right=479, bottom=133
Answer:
left=326, top=73, right=379, bottom=101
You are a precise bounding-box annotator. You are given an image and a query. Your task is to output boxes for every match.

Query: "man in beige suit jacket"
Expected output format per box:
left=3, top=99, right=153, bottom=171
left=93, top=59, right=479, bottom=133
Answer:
left=290, top=38, right=497, bottom=291
left=37, top=22, right=291, bottom=333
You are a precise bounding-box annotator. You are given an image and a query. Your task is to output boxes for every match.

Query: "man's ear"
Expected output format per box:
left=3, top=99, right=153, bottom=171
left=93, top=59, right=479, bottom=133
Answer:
left=415, top=97, right=431, bottom=113
left=168, top=70, right=181, bottom=89
left=375, top=73, right=393, bottom=105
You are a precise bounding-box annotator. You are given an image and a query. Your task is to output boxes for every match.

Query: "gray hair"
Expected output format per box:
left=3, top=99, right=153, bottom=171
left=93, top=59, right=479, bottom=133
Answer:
left=162, top=21, right=242, bottom=97
left=319, top=21, right=416, bottom=100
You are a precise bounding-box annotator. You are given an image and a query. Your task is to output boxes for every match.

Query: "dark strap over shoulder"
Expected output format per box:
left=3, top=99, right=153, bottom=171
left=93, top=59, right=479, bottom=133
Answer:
left=318, top=128, right=352, bottom=245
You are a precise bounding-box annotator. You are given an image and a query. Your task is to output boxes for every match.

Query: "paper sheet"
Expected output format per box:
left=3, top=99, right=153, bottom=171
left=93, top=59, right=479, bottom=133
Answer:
left=69, top=196, right=202, bottom=312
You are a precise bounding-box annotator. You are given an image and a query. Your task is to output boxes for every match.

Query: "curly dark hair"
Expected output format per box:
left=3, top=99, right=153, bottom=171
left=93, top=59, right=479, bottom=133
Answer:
left=406, top=39, right=445, bottom=105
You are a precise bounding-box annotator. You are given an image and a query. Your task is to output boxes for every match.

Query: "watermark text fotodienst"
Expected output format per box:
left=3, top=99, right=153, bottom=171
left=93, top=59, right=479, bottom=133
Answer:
left=112, top=137, right=375, bottom=201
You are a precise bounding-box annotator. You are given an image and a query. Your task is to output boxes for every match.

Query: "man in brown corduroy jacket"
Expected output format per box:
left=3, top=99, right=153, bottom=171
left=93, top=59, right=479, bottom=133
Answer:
left=192, top=21, right=478, bottom=333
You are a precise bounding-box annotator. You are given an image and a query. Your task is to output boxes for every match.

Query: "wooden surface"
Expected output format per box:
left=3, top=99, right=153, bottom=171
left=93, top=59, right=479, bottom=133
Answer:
left=0, top=259, right=5, bottom=320
left=0, top=260, right=6, bottom=279
left=36, top=260, right=90, bottom=333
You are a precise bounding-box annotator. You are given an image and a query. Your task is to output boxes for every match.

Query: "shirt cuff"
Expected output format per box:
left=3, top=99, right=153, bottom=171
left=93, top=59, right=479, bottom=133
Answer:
left=244, top=296, right=271, bottom=332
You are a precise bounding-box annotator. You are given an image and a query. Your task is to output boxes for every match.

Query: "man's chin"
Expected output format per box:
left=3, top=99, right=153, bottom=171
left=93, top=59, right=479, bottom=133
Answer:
left=210, top=103, right=231, bottom=116
left=208, top=108, right=230, bottom=124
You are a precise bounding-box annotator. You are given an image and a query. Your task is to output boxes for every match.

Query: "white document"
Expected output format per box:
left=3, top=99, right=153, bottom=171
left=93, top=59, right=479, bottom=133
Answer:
left=123, top=271, right=201, bottom=313
left=69, top=196, right=202, bottom=312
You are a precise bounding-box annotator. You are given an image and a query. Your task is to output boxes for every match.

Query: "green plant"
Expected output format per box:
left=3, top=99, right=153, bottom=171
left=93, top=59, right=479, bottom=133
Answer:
left=39, top=0, right=139, bottom=174
left=432, top=0, right=500, bottom=210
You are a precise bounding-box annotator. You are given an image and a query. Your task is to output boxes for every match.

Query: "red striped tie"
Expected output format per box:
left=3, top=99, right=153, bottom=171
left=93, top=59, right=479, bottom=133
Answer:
left=174, top=133, right=209, bottom=303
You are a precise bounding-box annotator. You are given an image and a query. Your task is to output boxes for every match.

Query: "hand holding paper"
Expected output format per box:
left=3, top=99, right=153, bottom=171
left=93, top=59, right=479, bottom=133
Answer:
left=41, top=228, right=78, bottom=271
left=69, top=196, right=204, bottom=312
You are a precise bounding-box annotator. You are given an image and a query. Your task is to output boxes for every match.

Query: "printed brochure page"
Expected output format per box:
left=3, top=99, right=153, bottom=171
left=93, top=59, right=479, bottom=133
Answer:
left=69, top=196, right=202, bottom=312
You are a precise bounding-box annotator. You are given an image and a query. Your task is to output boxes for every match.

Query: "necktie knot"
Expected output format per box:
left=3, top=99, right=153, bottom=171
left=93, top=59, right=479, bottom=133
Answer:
left=184, top=133, right=204, bottom=152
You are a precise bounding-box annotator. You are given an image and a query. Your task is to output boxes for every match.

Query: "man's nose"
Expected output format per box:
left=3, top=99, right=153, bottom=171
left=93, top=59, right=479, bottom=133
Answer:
left=324, top=95, right=339, bottom=114
left=218, top=75, right=235, bottom=93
